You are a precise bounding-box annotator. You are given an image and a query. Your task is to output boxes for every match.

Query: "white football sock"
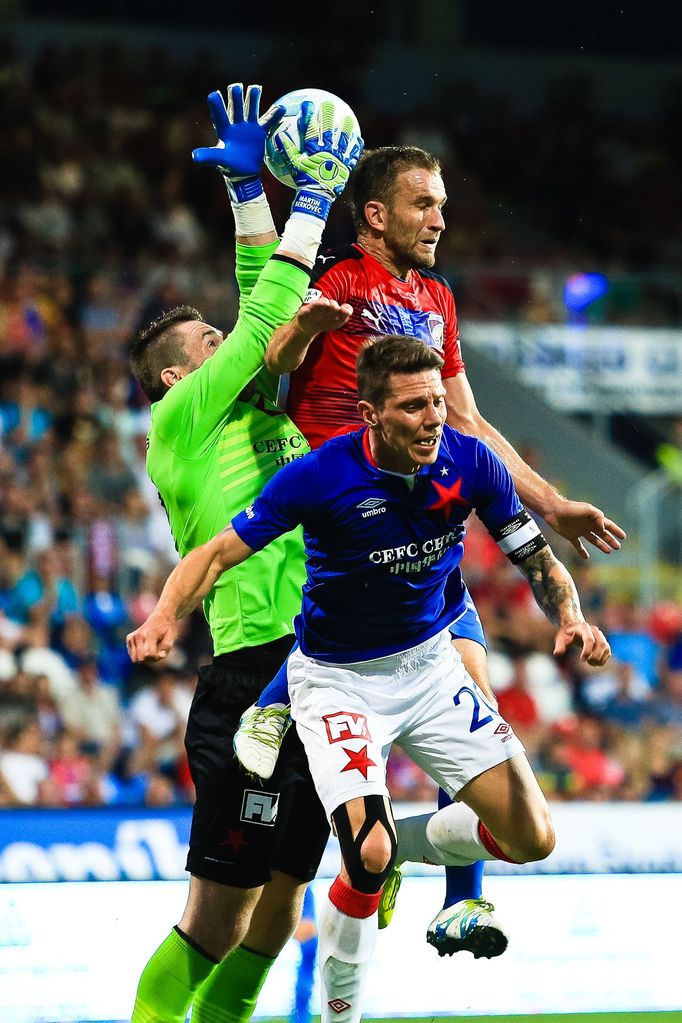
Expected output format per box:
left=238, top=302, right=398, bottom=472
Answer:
left=396, top=804, right=497, bottom=867
left=318, top=885, right=378, bottom=1023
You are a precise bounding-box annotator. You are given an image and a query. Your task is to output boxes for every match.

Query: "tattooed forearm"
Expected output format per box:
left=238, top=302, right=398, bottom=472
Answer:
left=519, top=547, right=583, bottom=626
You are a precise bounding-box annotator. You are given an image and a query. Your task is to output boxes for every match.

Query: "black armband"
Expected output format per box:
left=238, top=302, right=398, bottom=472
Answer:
left=491, top=509, right=549, bottom=565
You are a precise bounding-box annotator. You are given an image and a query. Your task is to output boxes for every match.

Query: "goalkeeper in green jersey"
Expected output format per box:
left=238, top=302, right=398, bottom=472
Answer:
left=127, top=84, right=362, bottom=1023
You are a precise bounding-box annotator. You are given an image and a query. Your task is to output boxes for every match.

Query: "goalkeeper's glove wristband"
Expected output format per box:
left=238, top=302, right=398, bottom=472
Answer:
left=290, top=189, right=333, bottom=222
left=225, top=174, right=264, bottom=204
left=223, top=175, right=276, bottom=237
left=278, top=189, right=334, bottom=263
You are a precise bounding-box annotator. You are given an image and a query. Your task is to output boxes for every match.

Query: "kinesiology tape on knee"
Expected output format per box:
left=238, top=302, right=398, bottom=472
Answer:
left=332, top=797, right=397, bottom=894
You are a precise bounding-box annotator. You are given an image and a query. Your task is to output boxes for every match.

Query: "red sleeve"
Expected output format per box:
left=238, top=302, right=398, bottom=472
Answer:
left=440, top=287, right=465, bottom=379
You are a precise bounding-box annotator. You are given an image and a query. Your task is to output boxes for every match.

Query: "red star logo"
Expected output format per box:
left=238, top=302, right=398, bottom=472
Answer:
left=426, top=477, right=469, bottom=520
left=340, top=745, right=376, bottom=780
left=219, top=828, right=249, bottom=853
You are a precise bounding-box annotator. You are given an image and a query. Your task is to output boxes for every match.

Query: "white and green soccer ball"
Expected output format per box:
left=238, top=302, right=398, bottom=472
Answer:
left=264, top=88, right=361, bottom=190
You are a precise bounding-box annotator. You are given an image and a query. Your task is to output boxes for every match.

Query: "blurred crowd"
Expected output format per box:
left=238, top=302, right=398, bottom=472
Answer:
left=0, top=36, right=681, bottom=809
left=1, top=34, right=681, bottom=333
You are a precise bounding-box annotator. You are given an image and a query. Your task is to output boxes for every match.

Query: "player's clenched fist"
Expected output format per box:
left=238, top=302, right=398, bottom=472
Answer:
left=126, top=615, right=179, bottom=663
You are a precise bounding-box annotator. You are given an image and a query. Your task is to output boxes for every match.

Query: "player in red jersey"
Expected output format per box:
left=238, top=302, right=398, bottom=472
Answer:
left=282, top=234, right=462, bottom=447
left=237, top=146, right=626, bottom=958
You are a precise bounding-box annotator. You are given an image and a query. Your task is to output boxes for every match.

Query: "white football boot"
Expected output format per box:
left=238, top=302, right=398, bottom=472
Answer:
left=233, top=702, right=291, bottom=780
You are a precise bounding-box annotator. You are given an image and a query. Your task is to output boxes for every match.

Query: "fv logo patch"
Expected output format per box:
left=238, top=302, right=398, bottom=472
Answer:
left=240, top=789, right=279, bottom=826
left=323, top=711, right=372, bottom=744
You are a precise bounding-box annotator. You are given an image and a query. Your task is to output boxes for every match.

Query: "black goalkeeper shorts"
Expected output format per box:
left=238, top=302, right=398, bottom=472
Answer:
left=184, top=635, right=330, bottom=888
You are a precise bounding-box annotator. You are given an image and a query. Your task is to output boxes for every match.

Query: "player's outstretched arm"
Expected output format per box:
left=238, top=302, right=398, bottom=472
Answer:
left=126, top=529, right=253, bottom=663
left=444, top=373, right=626, bottom=558
left=517, top=545, right=611, bottom=666
left=263, top=104, right=363, bottom=371
left=265, top=296, right=352, bottom=374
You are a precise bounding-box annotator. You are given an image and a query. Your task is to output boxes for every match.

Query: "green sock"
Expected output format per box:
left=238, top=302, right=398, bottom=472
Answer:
left=192, top=944, right=276, bottom=1023
left=131, top=927, right=218, bottom=1023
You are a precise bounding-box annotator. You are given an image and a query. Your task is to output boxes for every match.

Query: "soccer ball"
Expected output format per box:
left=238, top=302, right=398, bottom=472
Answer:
left=264, top=88, right=361, bottom=190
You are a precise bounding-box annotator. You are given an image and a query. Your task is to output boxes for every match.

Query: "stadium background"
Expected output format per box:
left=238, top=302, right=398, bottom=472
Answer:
left=0, top=3, right=680, bottom=1021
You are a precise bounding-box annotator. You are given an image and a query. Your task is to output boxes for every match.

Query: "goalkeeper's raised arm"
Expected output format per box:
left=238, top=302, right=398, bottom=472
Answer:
left=130, top=83, right=361, bottom=432
left=192, top=85, right=363, bottom=266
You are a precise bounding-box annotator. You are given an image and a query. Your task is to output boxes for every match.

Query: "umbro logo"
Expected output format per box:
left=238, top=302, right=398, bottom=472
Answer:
left=356, top=498, right=387, bottom=519
left=328, top=999, right=352, bottom=1014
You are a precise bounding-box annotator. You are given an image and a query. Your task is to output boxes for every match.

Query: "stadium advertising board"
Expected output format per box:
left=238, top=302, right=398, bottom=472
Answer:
left=465, top=323, right=682, bottom=413
left=0, top=808, right=191, bottom=882
left=0, top=803, right=680, bottom=882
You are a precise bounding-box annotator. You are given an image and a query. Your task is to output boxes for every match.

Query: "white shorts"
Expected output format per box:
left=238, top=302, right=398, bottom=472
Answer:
left=287, top=629, right=524, bottom=819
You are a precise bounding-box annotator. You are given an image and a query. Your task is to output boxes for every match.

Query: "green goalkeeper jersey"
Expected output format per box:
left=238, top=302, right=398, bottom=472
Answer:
left=146, top=243, right=310, bottom=655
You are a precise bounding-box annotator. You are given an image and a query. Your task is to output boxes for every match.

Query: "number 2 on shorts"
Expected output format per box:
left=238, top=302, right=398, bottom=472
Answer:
left=453, top=685, right=495, bottom=733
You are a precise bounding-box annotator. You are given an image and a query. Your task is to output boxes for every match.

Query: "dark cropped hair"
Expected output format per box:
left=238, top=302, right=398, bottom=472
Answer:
left=130, top=305, right=203, bottom=403
left=356, top=334, right=444, bottom=407
left=347, top=146, right=441, bottom=233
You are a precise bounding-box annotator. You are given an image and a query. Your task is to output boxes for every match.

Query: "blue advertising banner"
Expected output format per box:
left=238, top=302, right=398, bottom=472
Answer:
left=0, top=802, right=680, bottom=882
left=0, top=808, right=191, bottom=882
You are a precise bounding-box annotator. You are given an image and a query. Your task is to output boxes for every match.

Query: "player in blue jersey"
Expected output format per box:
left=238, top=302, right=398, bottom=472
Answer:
left=233, top=143, right=626, bottom=960
left=128, top=335, right=610, bottom=1023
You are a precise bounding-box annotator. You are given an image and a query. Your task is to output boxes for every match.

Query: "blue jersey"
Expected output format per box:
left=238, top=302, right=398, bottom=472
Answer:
left=232, top=425, right=545, bottom=663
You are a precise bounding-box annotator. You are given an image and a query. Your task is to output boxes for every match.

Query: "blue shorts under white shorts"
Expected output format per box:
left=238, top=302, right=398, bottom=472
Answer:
left=449, top=587, right=486, bottom=649
left=259, top=589, right=486, bottom=710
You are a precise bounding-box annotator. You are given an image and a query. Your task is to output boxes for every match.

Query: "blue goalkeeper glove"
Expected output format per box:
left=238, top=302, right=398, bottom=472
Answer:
left=275, top=100, right=364, bottom=222
left=192, top=83, right=284, bottom=203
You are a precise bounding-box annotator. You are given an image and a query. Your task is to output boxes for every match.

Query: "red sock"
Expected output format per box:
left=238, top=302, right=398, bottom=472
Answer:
left=478, top=821, right=520, bottom=864
left=329, top=876, right=382, bottom=918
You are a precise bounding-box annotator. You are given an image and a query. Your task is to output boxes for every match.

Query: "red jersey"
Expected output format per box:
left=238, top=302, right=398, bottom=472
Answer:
left=284, top=243, right=464, bottom=450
